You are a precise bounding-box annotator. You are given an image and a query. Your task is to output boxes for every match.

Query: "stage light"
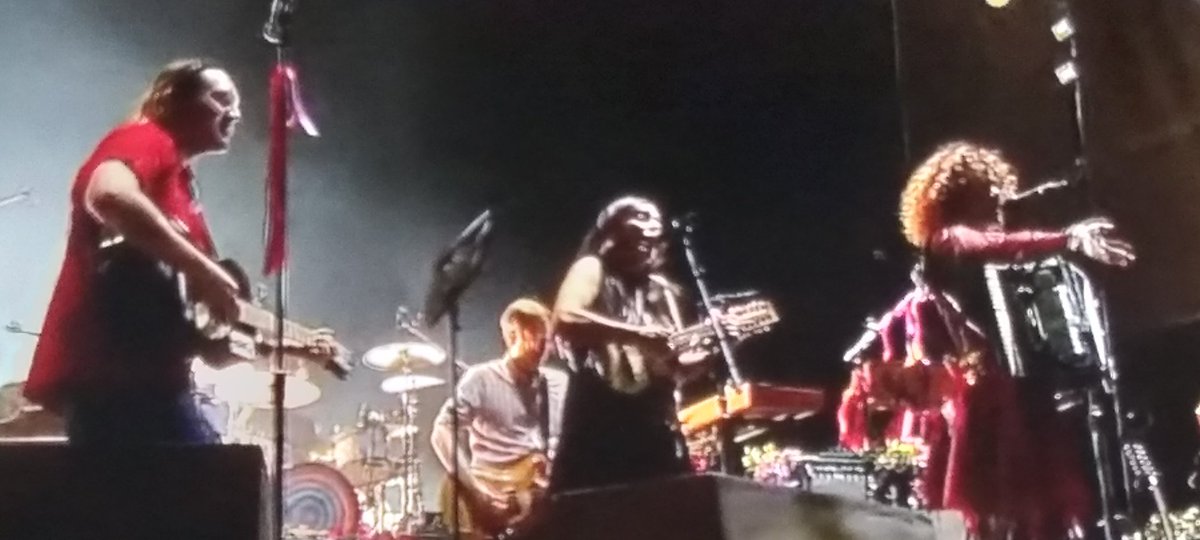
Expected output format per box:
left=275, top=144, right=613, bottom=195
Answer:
left=985, top=0, right=1011, bottom=9
left=1055, top=61, right=1079, bottom=85
left=1051, top=17, right=1075, bottom=42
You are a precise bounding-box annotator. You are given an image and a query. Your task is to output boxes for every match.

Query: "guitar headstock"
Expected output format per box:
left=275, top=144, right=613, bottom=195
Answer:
left=331, top=346, right=354, bottom=380
left=719, top=299, right=780, bottom=338
left=669, top=296, right=781, bottom=360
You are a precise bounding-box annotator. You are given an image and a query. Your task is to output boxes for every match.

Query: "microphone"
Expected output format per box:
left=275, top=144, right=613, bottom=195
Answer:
left=842, top=321, right=880, bottom=364
left=670, top=212, right=698, bottom=231
left=1005, top=179, right=1070, bottom=203
left=262, top=0, right=297, bottom=46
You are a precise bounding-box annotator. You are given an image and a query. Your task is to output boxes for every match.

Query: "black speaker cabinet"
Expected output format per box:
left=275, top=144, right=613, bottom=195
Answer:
left=531, top=473, right=939, bottom=540
left=0, top=443, right=266, bottom=540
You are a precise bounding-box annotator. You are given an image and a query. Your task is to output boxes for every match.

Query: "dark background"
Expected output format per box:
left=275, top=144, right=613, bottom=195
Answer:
left=4, top=0, right=1200, bottom=504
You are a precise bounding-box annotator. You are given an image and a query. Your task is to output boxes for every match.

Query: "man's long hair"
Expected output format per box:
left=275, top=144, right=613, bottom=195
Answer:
left=130, top=58, right=221, bottom=123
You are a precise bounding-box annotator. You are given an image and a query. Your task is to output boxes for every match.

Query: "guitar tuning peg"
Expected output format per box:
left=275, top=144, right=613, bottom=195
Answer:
left=254, top=283, right=269, bottom=307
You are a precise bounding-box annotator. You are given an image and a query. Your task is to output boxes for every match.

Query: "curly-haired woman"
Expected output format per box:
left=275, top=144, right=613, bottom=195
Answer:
left=841, top=141, right=1134, bottom=539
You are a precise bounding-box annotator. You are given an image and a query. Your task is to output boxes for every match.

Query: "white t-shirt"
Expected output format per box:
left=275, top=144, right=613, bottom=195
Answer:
left=435, top=359, right=568, bottom=469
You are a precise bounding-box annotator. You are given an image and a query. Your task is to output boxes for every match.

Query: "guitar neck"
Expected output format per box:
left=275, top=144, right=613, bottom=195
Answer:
left=237, top=301, right=317, bottom=346
left=671, top=322, right=718, bottom=347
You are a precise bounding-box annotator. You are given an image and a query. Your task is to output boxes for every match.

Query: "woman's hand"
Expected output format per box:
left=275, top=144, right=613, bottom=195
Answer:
left=1066, top=218, right=1136, bottom=267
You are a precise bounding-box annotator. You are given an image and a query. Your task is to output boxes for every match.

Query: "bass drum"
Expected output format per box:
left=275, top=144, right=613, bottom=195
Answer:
left=283, top=462, right=361, bottom=538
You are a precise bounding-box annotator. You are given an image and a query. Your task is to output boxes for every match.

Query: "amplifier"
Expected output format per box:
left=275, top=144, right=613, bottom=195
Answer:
left=0, top=443, right=266, bottom=540
left=529, top=473, right=937, bottom=540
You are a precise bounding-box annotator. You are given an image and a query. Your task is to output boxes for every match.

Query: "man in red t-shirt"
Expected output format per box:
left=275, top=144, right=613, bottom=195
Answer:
left=27, top=59, right=253, bottom=445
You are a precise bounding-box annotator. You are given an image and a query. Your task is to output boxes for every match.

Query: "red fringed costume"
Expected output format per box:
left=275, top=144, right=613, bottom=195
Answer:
left=839, top=142, right=1092, bottom=539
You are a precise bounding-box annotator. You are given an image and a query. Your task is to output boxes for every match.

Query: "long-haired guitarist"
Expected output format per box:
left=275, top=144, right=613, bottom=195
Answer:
left=24, top=59, right=337, bottom=445
left=549, top=195, right=703, bottom=492
left=430, top=298, right=568, bottom=538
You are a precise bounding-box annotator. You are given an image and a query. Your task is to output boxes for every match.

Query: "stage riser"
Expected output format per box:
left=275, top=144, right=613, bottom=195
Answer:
left=0, top=443, right=266, bottom=540
left=532, top=473, right=952, bottom=540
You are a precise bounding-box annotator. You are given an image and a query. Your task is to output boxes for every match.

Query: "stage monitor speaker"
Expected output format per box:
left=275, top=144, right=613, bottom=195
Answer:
left=532, top=473, right=941, bottom=540
left=0, top=443, right=266, bottom=540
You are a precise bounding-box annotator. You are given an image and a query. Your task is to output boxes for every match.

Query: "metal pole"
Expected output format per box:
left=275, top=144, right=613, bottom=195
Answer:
left=447, top=304, right=462, bottom=540
left=677, top=218, right=742, bottom=474
left=269, top=39, right=290, bottom=540
left=271, top=267, right=288, bottom=540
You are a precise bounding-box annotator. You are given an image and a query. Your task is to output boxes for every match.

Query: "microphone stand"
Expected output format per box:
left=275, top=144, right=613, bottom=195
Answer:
left=675, top=215, right=744, bottom=474
left=4, top=321, right=40, bottom=338
left=1047, top=4, right=1136, bottom=534
left=261, top=2, right=305, bottom=539
left=0, top=189, right=31, bottom=210
left=419, top=210, right=493, bottom=540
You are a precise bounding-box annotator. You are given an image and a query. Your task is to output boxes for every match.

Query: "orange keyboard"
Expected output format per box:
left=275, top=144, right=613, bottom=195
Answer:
left=678, top=382, right=824, bottom=435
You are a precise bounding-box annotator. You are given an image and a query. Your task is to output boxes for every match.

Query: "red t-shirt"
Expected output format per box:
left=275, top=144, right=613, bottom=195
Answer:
left=25, top=120, right=216, bottom=409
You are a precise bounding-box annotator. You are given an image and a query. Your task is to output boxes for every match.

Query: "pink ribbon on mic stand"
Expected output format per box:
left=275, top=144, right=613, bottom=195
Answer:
left=263, top=62, right=319, bottom=276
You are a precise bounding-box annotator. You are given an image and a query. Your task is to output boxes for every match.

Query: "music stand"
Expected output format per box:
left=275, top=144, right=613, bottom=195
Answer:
left=421, top=209, right=494, bottom=540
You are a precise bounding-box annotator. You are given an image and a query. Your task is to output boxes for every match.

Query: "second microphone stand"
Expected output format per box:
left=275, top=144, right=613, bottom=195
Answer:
left=675, top=215, right=744, bottom=474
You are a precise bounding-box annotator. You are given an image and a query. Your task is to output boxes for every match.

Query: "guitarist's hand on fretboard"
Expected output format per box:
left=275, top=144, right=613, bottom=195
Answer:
left=293, top=328, right=352, bottom=379
left=187, top=258, right=241, bottom=324
left=298, top=327, right=338, bottom=358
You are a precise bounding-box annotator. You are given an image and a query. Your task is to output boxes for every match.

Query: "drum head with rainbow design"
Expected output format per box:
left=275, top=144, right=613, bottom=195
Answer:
left=283, top=462, right=360, bottom=537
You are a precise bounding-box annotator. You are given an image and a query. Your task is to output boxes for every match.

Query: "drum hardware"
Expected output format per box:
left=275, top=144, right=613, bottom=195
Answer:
left=390, top=388, right=425, bottom=530
left=311, top=392, right=427, bottom=536
left=322, top=413, right=404, bottom=488
left=356, top=333, right=448, bottom=533
left=380, top=374, right=445, bottom=395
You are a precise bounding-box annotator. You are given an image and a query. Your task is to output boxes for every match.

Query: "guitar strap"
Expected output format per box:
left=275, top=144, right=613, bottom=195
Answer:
left=536, top=372, right=550, bottom=456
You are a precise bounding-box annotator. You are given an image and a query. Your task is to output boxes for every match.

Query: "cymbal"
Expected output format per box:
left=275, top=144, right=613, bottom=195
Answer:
left=212, top=365, right=321, bottom=409
left=380, top=374, right=445, bottom=394
left=361, top=342, right=446, bottom=372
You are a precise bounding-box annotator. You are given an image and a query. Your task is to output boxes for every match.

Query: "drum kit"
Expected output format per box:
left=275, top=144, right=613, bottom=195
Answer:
left=268, top=340, right=449, bottom=539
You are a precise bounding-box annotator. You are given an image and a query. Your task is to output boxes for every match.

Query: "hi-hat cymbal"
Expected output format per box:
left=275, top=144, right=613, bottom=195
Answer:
left=362, top=342, right=446, bottom=372
left=380, top=374, right=445, bottom=394
left=212, top=365, right=322, bottom=409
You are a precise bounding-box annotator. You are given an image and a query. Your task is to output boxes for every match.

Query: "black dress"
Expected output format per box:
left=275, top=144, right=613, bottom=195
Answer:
left=550, top=269, right=691, bottom=492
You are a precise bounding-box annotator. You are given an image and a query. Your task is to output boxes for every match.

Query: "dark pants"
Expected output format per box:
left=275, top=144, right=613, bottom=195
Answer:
left=551, top=372, right=690, bottom=492
left=64, top=389, right=220, bottom=446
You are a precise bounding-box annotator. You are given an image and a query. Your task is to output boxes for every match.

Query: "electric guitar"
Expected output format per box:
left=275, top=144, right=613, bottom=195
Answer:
left=438, top=455, right=546, bottom=540
left=96, top=236, right=351, bottom=378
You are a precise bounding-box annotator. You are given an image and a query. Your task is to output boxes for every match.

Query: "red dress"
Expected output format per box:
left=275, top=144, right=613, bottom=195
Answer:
left=25, top=120, right=216, bottom=410
left=838, top=225, right=1092, bottom=538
